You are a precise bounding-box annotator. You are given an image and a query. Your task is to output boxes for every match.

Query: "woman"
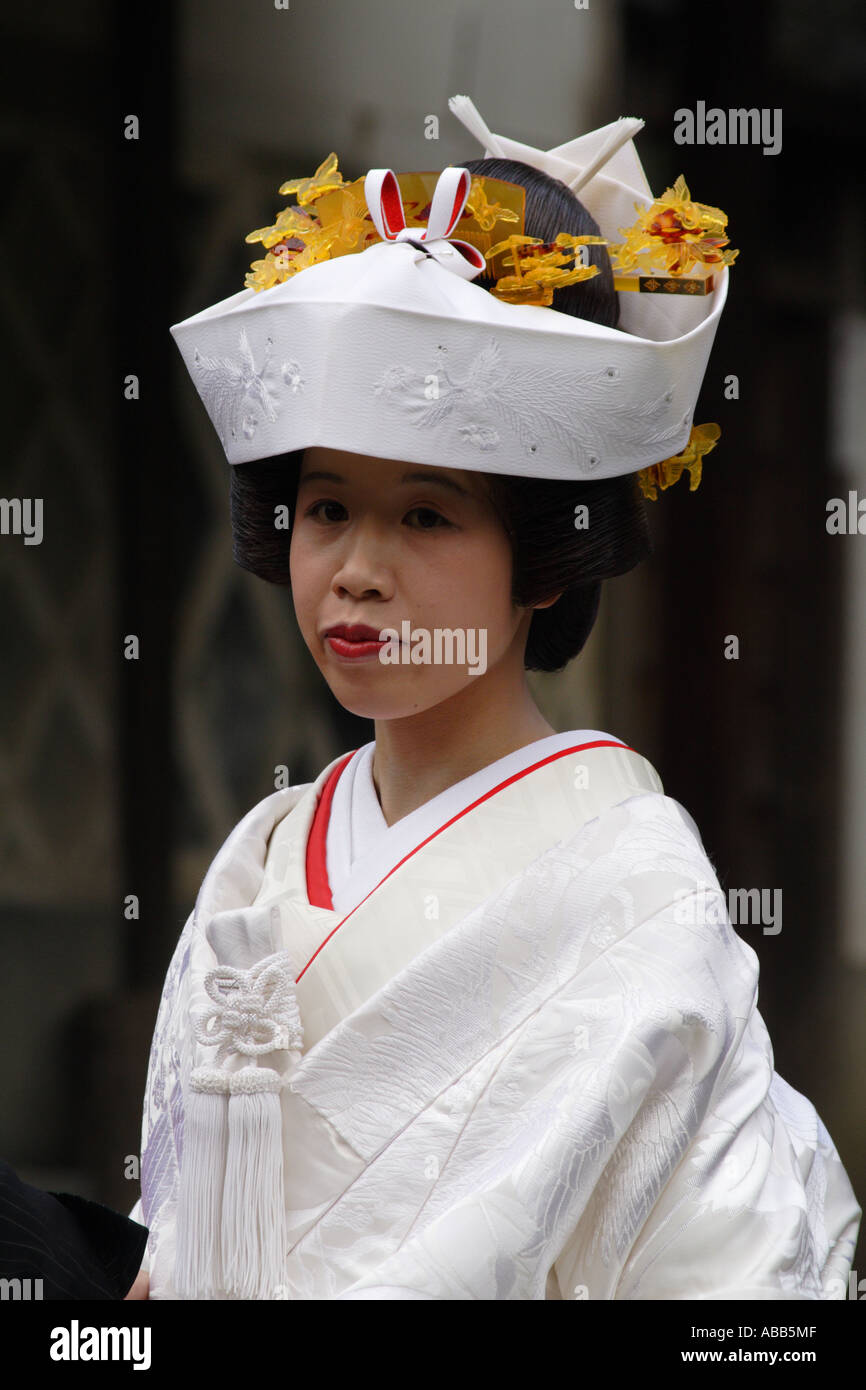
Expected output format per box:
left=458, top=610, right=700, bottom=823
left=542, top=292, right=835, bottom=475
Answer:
left=131, top=98, right=860, bottom=1299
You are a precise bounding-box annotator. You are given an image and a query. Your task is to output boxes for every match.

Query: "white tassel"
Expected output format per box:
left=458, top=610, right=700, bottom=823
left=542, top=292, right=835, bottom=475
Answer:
left=221, top=1066, right=287, bottom=1300
left=448, top=94, right=507, bottom=157
left=174, top=1067, right=229, bottom=1299
left=566, top=116, right=646, bottom=193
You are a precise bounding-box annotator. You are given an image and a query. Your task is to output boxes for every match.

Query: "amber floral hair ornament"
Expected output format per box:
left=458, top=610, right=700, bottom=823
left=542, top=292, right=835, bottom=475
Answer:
left=243, top=156, right=523, bottom=292
left=170, top=95, right=736, bottom=490
left=609, top=174, right=738, bottom=283
left=485, top=232, right=608, bottom=306
left=636, top=421, right=721, bottom=500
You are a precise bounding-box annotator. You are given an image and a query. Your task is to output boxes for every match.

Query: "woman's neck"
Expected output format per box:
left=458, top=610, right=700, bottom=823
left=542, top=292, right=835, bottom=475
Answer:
left=371, top=672, right=556, bottom=827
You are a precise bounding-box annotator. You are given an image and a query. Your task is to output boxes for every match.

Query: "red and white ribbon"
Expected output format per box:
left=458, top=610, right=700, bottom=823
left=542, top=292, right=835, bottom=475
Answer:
left=363, top=165, right=486, bottom=281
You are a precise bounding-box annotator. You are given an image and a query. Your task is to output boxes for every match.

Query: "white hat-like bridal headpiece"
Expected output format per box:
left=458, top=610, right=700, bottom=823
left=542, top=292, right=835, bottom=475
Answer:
left=170, top=95, right=738, bottom=497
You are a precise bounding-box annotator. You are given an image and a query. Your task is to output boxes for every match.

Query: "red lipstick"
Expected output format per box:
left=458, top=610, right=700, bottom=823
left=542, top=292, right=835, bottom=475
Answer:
left=323, top=623, right=387, bottom=660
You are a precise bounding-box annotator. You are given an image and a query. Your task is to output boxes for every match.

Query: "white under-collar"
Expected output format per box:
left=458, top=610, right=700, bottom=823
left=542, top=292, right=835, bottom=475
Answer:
left=325, top=730, right=622, bottom=916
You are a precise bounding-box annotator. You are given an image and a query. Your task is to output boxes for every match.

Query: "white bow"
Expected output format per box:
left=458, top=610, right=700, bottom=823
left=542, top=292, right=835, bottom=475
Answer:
left=364, top=165, right=486, bottom=281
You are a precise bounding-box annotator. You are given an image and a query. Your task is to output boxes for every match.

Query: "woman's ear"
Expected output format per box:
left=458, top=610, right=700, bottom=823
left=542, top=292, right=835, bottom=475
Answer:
left=532, top=591, right=564, bottom=611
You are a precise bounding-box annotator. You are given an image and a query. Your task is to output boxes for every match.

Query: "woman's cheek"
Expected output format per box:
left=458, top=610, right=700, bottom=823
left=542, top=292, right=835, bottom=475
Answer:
left=289, top=530, right=317, bottom=588
left=289, top=549, right=318, bottom=636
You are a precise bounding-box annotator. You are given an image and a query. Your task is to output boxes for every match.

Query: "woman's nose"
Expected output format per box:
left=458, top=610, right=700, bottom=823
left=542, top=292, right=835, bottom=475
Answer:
left=331, top=521, right=393, bottom=597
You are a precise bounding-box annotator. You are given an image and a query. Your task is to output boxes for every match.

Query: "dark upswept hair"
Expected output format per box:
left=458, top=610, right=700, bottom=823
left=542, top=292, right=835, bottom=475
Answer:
left=229, top=157, right=652, bottom=671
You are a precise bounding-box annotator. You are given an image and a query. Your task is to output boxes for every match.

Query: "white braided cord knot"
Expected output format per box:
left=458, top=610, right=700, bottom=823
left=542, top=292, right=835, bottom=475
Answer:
left=192, top=950, right=303, bottom=1066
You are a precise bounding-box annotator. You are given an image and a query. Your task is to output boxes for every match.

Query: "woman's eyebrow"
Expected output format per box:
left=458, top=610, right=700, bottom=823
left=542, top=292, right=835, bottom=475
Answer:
left=299, top=469, right=471, bottom=497
left=400, top=471, right=471, bottom=496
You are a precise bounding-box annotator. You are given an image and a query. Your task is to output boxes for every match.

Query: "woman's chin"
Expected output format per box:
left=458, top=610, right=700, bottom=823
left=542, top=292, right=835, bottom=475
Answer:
left=318, top=670, right=445, bottom=722
left=327, top=691, right=427, bottom=721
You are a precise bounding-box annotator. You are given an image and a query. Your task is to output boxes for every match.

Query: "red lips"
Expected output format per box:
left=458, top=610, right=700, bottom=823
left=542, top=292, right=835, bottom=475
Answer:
left=323, top=622, right=388, bottom=660
left=325, top=624, right=383, bottom=642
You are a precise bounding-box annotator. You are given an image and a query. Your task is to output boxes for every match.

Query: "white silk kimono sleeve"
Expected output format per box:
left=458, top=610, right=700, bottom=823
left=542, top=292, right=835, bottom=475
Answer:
left=136, top=907, right=198, bottom=1294
left=549, top=958, right=859, bottom=1302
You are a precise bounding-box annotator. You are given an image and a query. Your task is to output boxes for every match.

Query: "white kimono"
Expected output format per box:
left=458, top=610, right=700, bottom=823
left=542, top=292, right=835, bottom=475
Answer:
left=133, top=731, right=861, bottom=1300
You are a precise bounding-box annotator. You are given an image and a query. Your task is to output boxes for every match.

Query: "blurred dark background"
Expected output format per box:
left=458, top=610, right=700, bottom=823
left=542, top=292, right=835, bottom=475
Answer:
left=1, top=0, right=864, bottom=1289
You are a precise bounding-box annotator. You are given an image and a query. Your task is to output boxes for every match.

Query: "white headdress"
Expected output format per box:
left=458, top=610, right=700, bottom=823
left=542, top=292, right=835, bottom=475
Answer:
left=162, top=99, right=740, bottom=1299
left=170, top=95, right=737, bottom=496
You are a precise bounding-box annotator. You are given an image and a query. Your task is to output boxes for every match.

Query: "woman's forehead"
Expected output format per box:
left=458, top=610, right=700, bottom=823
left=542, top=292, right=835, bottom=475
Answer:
left=299, top=447, right=489, bottom=497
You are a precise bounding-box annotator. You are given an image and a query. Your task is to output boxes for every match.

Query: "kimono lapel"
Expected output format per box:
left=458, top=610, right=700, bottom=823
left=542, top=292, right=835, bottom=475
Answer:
left=198, top=740, right=659, bottom=1036
left=190, top=755, right=346, bottom=975
left=291, top=740, right=662, bottom=1050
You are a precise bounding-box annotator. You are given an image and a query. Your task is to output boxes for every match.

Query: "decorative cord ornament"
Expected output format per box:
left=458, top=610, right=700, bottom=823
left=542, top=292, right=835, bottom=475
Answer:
left=174, top=950, right=302, bottom=1300
left=193, top=953, right=304, bottom=1065
left=362, top=166, right=486, bottom=280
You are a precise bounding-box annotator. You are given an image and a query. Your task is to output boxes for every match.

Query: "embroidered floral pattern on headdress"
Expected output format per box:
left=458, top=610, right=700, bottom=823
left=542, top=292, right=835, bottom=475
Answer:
left=374, top=338, right=688, bottom=473
left=192, top=329, right=304, bottom=446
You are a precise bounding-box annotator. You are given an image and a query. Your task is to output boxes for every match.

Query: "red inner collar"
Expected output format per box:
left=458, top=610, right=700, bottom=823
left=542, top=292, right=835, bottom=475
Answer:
left=305, top=750, right=357, bottom=908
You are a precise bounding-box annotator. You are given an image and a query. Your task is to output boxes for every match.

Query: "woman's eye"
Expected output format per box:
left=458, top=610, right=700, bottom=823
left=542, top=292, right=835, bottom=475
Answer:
left=304, top=501, right=449, bottom=528
left=405, top=507, right=450, bottom=529
left=306, top=499, right=346, bottom=522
